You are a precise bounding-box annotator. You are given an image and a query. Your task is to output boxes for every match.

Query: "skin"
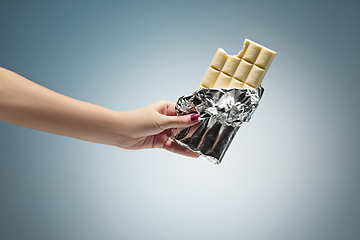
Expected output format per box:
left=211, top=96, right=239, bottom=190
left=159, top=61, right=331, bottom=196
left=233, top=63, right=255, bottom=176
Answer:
left=0, top=67, right=199, bottom=158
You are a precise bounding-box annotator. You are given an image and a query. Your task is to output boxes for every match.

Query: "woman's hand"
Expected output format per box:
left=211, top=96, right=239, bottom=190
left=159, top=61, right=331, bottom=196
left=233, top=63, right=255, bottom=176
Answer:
left=0, top=67, right=199, bottom=158
left=115, top=101, right=200, bottom=158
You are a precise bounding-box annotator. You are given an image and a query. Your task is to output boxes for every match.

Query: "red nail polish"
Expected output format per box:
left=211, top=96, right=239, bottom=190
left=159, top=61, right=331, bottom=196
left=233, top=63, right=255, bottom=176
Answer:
left=191, top=113, right=200, bottom=122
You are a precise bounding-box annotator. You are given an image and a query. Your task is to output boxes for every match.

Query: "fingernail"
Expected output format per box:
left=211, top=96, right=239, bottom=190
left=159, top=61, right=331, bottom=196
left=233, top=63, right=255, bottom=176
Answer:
left=190, top=113, right=200, bottom=122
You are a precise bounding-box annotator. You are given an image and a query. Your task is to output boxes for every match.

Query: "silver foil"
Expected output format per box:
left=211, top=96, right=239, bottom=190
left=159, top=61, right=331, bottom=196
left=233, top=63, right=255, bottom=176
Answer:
left=171, top=87, right=264, bottom=164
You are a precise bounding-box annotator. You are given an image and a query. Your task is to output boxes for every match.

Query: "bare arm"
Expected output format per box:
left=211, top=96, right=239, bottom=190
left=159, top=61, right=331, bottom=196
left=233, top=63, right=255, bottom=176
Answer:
left=0, top=67, right=199, bottom=157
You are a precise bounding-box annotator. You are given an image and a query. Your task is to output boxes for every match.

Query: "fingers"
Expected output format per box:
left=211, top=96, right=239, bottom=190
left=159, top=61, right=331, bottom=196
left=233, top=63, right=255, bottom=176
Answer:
left=163, top=101, right=177, bottom=116
left=163, top=139, right=200, bottom=158
left=160, top=113, right=200, bottom=129
left=152, top=101, right=201, bottom=158
left=153, top=100, right=177, bottom=116
left=152, top=100, right=200, bottom=132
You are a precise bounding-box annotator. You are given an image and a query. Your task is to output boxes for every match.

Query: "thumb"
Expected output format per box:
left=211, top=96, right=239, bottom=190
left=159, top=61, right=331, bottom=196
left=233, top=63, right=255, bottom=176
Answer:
left=161, top=113, right=200, bottom=129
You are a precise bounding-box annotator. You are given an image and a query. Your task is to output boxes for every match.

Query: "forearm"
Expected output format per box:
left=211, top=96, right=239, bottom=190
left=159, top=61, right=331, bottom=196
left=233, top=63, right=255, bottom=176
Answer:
left=0, top=67, right=124, bottom=146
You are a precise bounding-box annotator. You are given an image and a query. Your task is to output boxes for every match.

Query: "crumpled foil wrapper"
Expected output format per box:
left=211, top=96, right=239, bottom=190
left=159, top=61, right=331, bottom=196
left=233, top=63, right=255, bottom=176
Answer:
left=171, top=87, right=264, bottom=164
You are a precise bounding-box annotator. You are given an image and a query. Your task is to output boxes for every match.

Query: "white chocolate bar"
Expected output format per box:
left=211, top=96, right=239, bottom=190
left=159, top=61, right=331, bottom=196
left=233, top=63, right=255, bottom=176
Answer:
left=210, top=48, right=228, bottom=71
left=213, top=72, right=232, bottom=88
left=242, top=83, right=255, bottom=89
left=233, top=59, right=252, bottom=82
left=255, top=47, right=276, bottom=70
left=245, top=65, right=265, bottom=88
left=228, top=78, right=244, bottom=88
left=242, top=41, right=262, bottom=64
left=201, top=67, right=220, bottom=88
left=200, top=39, right=276, bottom=89
left=221, top=55, right=241, bottom=76
left=237, top=41, right=249, bottom=59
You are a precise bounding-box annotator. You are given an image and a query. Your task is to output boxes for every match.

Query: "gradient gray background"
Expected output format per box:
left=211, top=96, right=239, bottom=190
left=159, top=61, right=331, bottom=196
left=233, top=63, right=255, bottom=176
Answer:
left=1, top=0, right=359, bottom=239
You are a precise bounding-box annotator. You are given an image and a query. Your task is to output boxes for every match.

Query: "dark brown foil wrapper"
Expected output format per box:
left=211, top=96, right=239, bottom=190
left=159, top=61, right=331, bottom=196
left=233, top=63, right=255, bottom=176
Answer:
left=171, top=87, right=264, bottom=164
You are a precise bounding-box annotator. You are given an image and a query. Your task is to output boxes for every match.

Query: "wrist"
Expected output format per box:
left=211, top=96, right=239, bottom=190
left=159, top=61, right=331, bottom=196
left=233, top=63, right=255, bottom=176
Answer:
left=95, top=110, right=129, bottom=147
